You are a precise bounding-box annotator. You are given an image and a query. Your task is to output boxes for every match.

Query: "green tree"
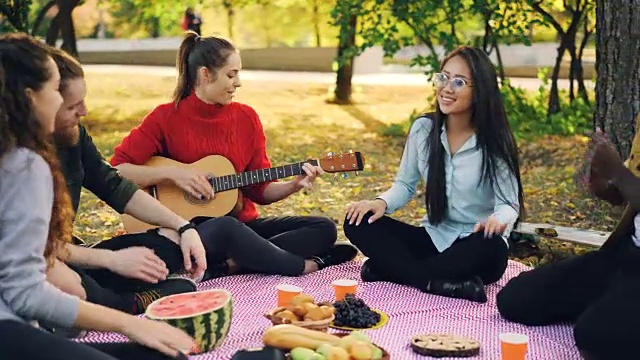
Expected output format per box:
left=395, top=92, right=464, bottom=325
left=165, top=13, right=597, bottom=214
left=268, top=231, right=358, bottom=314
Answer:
left=527, top=0, right=595, bottom=115
left=330, top=0, right=536, bottom=103
left=107, top=0, right=184, bottom=38
left=0, top=0, right=33, bottom=32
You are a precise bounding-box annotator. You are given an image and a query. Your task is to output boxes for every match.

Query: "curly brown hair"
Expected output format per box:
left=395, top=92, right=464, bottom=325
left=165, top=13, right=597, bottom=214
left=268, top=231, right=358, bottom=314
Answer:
left=0, top=33, right=75, bottom=268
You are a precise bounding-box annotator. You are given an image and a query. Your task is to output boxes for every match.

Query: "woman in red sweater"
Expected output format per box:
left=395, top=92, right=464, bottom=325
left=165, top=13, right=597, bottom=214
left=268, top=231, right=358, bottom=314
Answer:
left=110, top=31, right=357, bottom=279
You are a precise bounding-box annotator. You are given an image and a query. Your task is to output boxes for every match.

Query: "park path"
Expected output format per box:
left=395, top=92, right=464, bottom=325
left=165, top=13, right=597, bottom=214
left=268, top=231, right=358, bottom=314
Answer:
left=83, top=64, right=591, bottom=91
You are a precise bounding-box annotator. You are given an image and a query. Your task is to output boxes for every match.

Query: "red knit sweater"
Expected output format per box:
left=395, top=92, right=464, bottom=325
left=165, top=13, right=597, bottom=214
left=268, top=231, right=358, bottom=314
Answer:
left=110, top=93, right=275, bottom=223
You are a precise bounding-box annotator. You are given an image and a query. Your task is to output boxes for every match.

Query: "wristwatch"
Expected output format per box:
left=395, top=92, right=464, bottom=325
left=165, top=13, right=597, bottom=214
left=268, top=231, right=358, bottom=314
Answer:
left=177, top=222, right=196, bottom=235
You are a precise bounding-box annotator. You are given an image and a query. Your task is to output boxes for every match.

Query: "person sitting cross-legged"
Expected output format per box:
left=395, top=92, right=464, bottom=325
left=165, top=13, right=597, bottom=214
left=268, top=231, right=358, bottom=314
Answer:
left=42, top=46, right=208, bottom=330
left=109, top=32, right=357, bottom=279
left=343, top=46, right=525, bottom=303
left=0, top=32, right=194, bottom=360
left=497, top=128, right=640, bottom=360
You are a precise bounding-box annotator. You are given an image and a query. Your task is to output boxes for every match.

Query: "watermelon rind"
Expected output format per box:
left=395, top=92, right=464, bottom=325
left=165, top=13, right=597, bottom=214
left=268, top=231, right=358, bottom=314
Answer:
left=145, top=289, right=233, bottom=354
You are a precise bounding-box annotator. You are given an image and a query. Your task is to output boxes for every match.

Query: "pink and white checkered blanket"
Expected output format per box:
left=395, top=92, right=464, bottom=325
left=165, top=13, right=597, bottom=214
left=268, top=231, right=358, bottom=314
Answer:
left=76, top=260, right=582, bottom=359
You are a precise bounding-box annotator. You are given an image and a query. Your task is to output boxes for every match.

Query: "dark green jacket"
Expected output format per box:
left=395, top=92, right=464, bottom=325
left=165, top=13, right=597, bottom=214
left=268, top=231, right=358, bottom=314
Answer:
left=57, top=124, right=139, bottom=218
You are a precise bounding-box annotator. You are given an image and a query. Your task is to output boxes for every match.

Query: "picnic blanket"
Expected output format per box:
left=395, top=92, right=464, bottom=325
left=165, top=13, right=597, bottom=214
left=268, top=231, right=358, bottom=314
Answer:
left=76, top=260, right=582, bottom=359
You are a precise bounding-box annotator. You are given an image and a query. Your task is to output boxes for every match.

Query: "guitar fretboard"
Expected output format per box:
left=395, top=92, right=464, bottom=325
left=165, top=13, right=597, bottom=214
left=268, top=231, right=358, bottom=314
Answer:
left=209, top=159, right=319, bottom=192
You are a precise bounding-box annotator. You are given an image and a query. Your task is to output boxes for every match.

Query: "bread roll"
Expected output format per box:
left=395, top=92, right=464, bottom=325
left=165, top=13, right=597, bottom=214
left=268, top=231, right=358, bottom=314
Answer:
left=263, top=325, right=342, bottom=350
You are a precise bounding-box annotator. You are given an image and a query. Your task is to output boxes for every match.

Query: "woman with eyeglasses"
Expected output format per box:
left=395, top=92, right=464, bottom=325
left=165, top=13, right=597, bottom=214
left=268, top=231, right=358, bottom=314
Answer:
left=343, top=46, right=524, bottom=303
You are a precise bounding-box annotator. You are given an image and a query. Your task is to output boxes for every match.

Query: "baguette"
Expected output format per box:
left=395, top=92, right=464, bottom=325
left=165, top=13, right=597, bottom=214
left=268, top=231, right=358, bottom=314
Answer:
left=263, top=324, right=342, bottom=350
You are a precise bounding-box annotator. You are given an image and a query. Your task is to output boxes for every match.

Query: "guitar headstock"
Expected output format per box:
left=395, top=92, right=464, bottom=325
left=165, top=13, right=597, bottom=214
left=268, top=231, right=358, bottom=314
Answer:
left=317, top=150, right=365, bottom=178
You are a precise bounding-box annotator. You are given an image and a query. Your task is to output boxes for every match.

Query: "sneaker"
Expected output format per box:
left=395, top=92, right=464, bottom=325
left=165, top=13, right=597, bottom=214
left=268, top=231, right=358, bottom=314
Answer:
left=426, top=276, right=488, bottom=303
left=133, top=276, right=197, bottom=313
left=312, top=243, right=358, bottom=270
left=360, top=259, right=384, bottom=282
left=200, top=261, right=231, bottom=282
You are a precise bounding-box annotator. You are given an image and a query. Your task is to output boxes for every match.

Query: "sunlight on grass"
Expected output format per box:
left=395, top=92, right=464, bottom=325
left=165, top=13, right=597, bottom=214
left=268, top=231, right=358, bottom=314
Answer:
left=77, top=71, right=620, bottom=266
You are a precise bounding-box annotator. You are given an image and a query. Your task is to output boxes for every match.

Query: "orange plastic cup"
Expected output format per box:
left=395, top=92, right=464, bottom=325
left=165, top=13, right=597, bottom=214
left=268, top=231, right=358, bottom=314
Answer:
left=276, top=284, right=302, bottom=307
left=332, top=279, right=358, bottom=301
left=499, top=333, right=529, bottom=360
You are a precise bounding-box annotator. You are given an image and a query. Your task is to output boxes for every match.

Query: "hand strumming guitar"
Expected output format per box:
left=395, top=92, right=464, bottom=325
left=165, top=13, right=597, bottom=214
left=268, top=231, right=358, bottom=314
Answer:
left=168, top=166, right=214, bottom=200
left=587, top=129, right=626, bottom=205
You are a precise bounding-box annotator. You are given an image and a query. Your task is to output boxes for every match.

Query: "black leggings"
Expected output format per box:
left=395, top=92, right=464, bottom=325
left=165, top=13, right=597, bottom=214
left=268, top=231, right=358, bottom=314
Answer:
left=496, top=236, right=640, bottom=360
left=0, top=320, right=186, bottom=360
left=86, top=215, right=337, bottom=290
left=343, top=213, right=509, bottom=289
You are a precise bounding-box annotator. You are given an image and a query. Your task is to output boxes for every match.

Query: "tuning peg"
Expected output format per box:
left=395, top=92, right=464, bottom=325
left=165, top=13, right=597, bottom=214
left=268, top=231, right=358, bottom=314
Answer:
left=333, top=174, right=339, bottom=180
left=341, top=173, right=349, bottom=179
left=354, top=171, right=359, bottom=176
left=349, top=149, right=353, bottom=154
left=327, top=151, right=334, bottom=157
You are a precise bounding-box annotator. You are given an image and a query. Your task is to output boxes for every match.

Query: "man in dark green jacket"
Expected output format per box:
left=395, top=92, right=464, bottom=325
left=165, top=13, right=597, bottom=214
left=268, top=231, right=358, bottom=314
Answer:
left=46, top=48, right=210, bottom=320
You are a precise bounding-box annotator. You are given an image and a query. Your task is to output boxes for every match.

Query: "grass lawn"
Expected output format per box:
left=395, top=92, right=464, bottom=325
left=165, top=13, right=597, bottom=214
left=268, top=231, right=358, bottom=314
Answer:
left=76, top=72, right=623, bottom=267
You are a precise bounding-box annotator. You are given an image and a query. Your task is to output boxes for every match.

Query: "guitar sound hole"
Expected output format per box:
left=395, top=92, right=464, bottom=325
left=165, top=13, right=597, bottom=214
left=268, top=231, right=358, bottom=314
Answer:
left=184, top=192, right=211, bottom=205
left=182, top=172, right=217, bottom=205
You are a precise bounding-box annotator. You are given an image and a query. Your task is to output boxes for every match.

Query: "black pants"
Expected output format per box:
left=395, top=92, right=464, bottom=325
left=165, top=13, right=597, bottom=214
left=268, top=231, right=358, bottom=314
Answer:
left=343, top=214, right=509, bottom=289
left=496, top=236, right=640, bottom=360
left=197, top=215, right=338, bottom=275
left=87, top=215, right=337, bottom=289
left=0, top=320, right=186, bottom=360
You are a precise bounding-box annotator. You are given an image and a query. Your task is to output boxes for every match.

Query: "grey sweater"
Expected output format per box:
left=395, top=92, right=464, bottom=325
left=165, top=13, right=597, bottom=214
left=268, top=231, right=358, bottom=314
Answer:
left=0, top=147, right=79, bottom=327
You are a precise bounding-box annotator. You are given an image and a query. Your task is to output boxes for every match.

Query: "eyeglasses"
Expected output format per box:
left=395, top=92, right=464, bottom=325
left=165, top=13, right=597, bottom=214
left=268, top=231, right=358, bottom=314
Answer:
left=432, top=73, right=472, bottom=92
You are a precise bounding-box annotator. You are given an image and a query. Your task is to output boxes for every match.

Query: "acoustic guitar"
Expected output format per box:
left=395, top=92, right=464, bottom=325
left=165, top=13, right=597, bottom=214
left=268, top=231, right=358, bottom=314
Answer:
left=121, top=151, right=366, bottom=233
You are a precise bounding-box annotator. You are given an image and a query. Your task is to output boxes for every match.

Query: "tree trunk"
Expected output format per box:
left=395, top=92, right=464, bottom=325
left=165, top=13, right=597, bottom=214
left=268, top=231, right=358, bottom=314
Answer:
left=150, top=16, right=160, bottom=38
left=547, top=43, right=566, bottom=116
left=45, top=15, right=60, bottom=46
left=492, top=37, right=506, bottom=84
left=334, top=14, right=357, bottom=104
left=576, top=23, right=593, bottom=104
left=223, top=0, right=234, bottom=40
left=31, top=0, right=57, bottom=36
left=311, top=0, right=321, bottom=47
left=567, top=44, right=577, bottom=102
left=57, top=0, right=79, bottom=58
left=44, top=0, right=80, bottom=57
left=593, top=0, right=640, bottom=158
left=227, top=9, right=234, bottom=40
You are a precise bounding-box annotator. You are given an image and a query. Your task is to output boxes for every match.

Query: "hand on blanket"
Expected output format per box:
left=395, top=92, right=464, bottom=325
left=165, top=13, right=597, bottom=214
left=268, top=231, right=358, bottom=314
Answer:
left=473, top=216, right=506, bottom=238
left=107, top=247, right=169, bottom=283
left=124, top=317, right=195, bottom=357
left=180, top=229, right=207, bottom=280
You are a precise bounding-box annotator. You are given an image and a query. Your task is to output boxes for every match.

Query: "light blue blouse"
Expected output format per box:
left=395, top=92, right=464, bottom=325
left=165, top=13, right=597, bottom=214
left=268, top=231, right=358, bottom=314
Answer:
left=377, top=116, right=520, bottom=252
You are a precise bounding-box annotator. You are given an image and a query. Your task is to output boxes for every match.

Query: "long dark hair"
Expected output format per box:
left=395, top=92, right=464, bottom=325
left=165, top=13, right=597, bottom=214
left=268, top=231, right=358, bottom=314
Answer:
left=173, top=31, right=236, bottom=105
left=0, top=32, right=74, bottom=268
left=425, top=46, right=525, bottom=226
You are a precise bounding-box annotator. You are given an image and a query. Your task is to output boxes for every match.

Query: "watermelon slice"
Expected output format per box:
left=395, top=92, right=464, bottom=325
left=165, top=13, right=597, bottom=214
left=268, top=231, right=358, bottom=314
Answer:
left=146, top=289, right=233, bottom=354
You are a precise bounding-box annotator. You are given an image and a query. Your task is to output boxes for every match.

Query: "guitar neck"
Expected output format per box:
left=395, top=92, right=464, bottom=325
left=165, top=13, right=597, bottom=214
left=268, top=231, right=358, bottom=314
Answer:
left=209, top=159, right=319, bottom=192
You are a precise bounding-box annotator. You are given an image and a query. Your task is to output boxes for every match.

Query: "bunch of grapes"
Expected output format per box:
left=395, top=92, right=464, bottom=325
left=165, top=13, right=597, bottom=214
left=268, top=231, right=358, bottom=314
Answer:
left=333, top=294, right=381, bottom=328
